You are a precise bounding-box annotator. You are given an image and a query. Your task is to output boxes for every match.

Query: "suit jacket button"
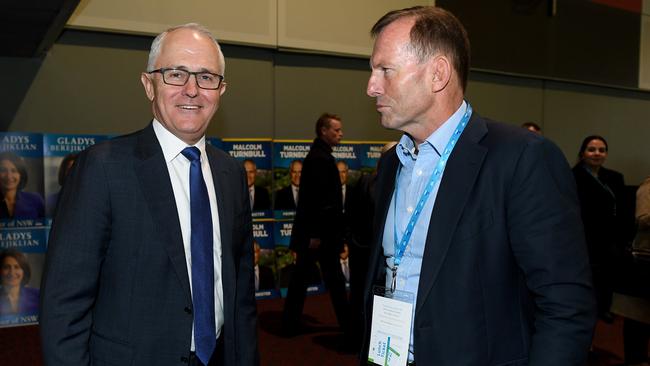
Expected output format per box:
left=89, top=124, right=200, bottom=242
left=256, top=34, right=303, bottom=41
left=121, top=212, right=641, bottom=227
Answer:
left=180, top=356, right=189, bottom=363
left=184, top=306, right=192, bottom=314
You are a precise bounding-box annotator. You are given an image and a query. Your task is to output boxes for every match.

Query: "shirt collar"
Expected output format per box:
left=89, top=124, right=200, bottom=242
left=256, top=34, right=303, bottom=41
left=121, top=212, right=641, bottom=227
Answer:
left=396, top=100, right=467, bottom=165
left=152, top=119, right=207, bottom=163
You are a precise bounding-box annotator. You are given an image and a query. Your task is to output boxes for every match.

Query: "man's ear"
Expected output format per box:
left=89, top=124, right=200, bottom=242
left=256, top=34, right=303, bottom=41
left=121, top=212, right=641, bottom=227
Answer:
left=140, top=73, right=155, bottom=101
left=430, top=55, right=452, bottom=93
left=219, top=82, right=227, bottom=96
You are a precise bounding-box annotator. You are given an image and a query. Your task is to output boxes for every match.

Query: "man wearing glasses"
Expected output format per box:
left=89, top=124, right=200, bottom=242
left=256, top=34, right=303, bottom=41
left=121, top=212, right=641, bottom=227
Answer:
left=40, top=23, right=259, bottom=366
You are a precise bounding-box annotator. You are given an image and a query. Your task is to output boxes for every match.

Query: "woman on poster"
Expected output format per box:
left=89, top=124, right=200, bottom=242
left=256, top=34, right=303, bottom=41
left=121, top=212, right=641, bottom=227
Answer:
left=0, top=249, right=40, bottom=316
left=0, top=151, right=44, bottom=219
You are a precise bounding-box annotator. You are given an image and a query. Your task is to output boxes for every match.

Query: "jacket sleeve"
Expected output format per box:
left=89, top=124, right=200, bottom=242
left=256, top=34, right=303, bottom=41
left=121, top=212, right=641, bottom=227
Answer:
left=40, top=149, right=111, bottom=366
left=506, top=137, right=597, bottom=366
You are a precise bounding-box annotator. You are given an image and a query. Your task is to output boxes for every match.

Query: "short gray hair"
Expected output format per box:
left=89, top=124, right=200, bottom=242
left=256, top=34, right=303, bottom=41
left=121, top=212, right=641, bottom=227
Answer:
left=146, top=23, right=225, bottom=75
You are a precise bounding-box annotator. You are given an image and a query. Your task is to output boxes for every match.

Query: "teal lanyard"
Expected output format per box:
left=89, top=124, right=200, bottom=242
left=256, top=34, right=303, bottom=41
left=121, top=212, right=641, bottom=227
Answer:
left=390, top=103, right=472, bottom=291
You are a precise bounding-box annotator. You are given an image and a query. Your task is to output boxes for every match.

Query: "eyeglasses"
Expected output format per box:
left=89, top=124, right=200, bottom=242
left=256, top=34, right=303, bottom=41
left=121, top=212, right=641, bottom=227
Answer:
left=148, top=68, right=224, bottom=90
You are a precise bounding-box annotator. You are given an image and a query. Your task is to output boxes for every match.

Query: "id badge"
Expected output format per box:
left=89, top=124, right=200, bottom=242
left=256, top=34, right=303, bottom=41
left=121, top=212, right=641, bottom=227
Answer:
left=367, top=287, right=414, bottom=366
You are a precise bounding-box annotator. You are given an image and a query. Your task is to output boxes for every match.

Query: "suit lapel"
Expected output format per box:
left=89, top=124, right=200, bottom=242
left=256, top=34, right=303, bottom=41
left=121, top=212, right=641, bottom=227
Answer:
left=415, top=114, right=488, bottom=315
left=134, top=124, right=191, bottom=301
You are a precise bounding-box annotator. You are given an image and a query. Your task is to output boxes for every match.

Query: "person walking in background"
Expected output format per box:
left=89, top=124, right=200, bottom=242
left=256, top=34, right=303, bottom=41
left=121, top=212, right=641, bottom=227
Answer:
left=573, top=135, right=630, bottom=324
left=363, top=6, right=595, bottom=365
left=282, top=113, right=350, bottom=343
left=40, top=23, right=259, bottom=366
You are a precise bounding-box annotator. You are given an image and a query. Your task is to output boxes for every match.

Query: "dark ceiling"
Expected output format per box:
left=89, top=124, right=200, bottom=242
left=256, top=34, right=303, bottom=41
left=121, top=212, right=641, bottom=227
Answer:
left=0, top=0, right=81, bottom=57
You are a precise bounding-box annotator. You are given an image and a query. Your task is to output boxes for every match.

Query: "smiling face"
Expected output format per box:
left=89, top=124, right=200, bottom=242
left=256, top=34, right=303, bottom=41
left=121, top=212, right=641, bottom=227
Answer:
left=0, top=159, right=21, bottom=193
left=581, top=139, right=608, bottom=169
left=367, top=18, right=437, bottom=135
left=1, top=256, right=23, bottom=288
left=141, top=27, right=226, bottom=145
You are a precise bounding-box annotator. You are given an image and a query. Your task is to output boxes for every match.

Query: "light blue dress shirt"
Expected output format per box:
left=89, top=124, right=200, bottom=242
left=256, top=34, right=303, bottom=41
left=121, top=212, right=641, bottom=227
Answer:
left=382, top=100, right=468, bottom=360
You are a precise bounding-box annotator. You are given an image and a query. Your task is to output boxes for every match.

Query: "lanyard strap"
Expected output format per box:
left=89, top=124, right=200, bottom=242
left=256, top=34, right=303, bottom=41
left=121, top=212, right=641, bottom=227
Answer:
left=392, top=103, right=473, bottom=268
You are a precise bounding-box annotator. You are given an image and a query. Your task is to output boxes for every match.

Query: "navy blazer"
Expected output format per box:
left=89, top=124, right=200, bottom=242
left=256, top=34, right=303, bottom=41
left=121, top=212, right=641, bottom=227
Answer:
left=362, top=113, right=596, bottom=365
left=40, top=125, right=259, bottom=366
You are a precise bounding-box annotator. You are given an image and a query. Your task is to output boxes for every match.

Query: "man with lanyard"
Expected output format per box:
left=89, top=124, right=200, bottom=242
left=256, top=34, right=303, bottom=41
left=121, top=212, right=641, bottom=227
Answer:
left=362, top=6, right=596, bottom=366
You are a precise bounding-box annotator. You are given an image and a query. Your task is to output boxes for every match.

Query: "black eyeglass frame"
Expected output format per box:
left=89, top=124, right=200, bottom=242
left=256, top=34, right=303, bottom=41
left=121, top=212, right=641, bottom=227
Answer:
left=147, top=68, right=225, bottom=90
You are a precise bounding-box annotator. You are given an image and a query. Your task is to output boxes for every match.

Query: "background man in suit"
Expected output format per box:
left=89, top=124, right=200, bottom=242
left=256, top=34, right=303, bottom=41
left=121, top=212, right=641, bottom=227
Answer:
left=282, top=113, right=350, bottom=340
left=362, top=6, right=596, bottom=365
left=40, top=23, right=259, bottom=366
left=244, top=159, right=271, bottom=211
left=274, top=159, right=302, bottom=211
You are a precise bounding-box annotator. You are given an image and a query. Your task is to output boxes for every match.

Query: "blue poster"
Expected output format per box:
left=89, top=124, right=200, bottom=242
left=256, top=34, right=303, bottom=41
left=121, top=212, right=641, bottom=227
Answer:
left=222, top=139, right=273, bottom=219
left=273, top=220, right=323, bottom=296
left=43, top=134, right=107, bottom=218
left=253, top=220, right=278, bottom=298
left=0, top=133, right=45, bottom=228
left=272, top=141, right=311, bottom=219
left=0, top=226, right=48, bottom=327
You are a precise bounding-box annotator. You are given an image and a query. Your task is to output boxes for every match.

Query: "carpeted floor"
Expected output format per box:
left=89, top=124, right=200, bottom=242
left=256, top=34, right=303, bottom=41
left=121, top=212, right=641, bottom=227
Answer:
left=257, top=293, right=359, bottom=366
left=0, top=293, right=646, bottom=365
left=256, top=293, right=645, bottom=366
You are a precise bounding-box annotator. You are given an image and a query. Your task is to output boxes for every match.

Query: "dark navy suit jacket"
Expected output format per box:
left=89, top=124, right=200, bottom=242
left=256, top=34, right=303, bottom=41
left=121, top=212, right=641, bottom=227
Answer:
left=362, top=113, right=596, bottom=365
left=40, top=124, right=259, bottom=366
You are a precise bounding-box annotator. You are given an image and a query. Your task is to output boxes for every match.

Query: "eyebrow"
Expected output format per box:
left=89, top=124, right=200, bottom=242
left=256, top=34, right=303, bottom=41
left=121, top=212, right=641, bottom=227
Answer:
left=168, top=65, right=217, bottom=73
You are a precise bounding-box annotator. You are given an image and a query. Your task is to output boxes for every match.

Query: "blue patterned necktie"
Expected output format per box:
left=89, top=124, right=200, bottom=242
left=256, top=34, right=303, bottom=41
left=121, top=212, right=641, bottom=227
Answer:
left=181, top=146, right=216, bottom=365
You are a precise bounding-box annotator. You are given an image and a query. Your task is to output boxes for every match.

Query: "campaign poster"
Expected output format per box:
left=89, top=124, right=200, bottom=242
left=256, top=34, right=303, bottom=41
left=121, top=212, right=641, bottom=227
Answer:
left=273, top=220, right=324, bottom=297
left=253, top=220, right=278, bottom=299
left=0, top=226, right=48, bottom=327
left=272, top=140, right=311, bottom=220
left=221, top=139, right=273, bottom=219
left=43, top=134, right=107, bottom=219
left=0, top=133, right=45, bottom=228
left=357, top=142, right=392, bottom=172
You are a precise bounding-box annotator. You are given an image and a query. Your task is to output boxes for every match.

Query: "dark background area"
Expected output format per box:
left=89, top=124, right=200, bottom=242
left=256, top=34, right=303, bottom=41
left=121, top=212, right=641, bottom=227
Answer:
left=438, top=0, right=642, bottom=88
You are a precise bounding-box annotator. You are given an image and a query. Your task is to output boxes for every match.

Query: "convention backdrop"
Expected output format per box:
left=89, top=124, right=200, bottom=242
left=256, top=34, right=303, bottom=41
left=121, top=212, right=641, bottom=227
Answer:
left=0, top=132, right=389, bottom=327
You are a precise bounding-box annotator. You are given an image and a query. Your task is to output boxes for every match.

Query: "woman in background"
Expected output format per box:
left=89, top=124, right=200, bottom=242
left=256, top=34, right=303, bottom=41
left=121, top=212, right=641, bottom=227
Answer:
left=0, top=151, right=44, bottom=219
left=572, top=135, right=628, bottom=323
left=0, top=249, right=39, bottom=315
